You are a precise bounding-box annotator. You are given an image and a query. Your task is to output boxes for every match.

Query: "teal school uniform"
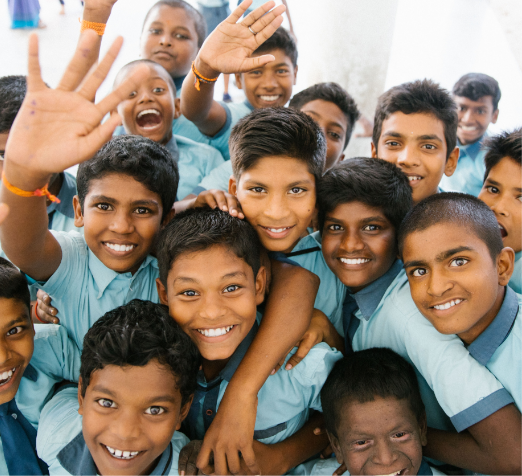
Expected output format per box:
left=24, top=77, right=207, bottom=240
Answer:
left=509, top=251, right=522, bottom=294
left=0, top=324, right=81, bottom=475
left=30, top=231, right=160, bottom=349
left=183, top=321, right=342, bottom=458
left=343, top=260, right=513, bottom=432
left=439, top=135, right=488, bottom=197
left=36, top=387, right=189, bottom=475
left=193, top=159, right=233, bottom=194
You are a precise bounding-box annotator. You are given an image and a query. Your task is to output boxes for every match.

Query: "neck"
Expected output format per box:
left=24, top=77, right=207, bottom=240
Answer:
left=202, top=357, right=230, bottom=381
left=160, top=130, right=173, bottom=146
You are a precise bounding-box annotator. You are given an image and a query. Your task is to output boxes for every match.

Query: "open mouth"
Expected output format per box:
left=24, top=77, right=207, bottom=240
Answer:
left=0, top=367, right=16, bottom=387
left=136, top=109, right=163, bottom=131
left=104, top=445, right=141, bottom=460
left=339, top=257, right=371, bottom=265
left=406, top=175, right=422, bottom=183
left=259, top=225, right=295, bottom=239
left=432, top=298, right=464, bottom=311
left=498, top=222, right=508, bottom=238
left=258, top=95, right=281, bottom=103
left=197, top=325, right=235, bottom=338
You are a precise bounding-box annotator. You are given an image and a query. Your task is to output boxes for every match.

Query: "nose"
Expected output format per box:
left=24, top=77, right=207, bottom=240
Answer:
left=339, top=230, right=365, bottom=254
left=427, top=268, right=453, bottom=297
left=262, top=193, right=291, bottom=222
left=259, top=71, right=278, bottom=91
left=372, top=439, right=399, bottom=468
left=396, top=146, right=421, bottom=168
left=461, top=108, right=473, bottom=124
left=489, top=194, right=510, bottom=217
left=200, top=293, right=227, bottom=321
left=137, top=89, right=154, bottom=105
left=110, top=409, right=141, bottom=441
left=109, top=210, right=135, bottom=235
left=159, top=33, right=171, bottom=47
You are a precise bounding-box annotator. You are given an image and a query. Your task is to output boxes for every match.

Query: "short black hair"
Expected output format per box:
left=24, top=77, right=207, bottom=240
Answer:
left=289, top=82, right=361, bottom=149
left=157, top=207, right=262, bottom=287
left=398, top=192, right=504, bottom=262
left=322, top=348, right=425, bottom=438
left=143, top=0, right=206, bottom=48
left=253, top=27, right=297, bottom=67
left=115, top=59, right=176, bottom=94
left=484, top=128, right=521, bottom=181
left=80, top=299, right=200, bottom=405
left=0, top=258, right=31, bottom=314
left=77, top=135, right=179, bottom=220
left=453, top=73, right=501, bottom=111
left=230, top=107, right=326, bottom=183
left=317, top=157, right=413, bottom=233
left=0, top=75, right=27, bottom=133
left=373, top=79, right=458, bottom=159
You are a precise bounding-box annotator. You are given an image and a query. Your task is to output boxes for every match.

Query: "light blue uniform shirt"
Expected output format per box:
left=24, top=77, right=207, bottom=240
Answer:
left=31, top=231, right=159, bottom=349
left=468, top=286, right=521, bottom=409
left=344, top=260, right=512, bottom=432
left=193, top=159, right=233, bottom=194
left=183, top=322, right=342, bottom=449
left=509, top=251, right=522, bottom=294
left=0, top=325, right=81, bottom=475
left=439, top=135, right=488, bottom=197
left=37, top=387, right=189, bottom=475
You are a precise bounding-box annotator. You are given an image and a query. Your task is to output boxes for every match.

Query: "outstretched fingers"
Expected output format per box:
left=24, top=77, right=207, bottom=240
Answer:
left=26, top=34, right=46, bottom=92
left=240, top=1, right=277, bottom=27
left=251, top=7, right=285, bottom=46
left=226, top=0, right=254, bottom=24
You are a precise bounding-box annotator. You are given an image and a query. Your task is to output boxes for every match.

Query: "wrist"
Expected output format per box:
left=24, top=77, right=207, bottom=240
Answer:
left=3, top=161, right=51, bottom=192
left=194, top=56, right=220, bottom=81
left=82, top=6, right=112, bottom=23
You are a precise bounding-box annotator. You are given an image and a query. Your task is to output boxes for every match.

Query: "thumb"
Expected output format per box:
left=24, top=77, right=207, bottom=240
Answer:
left=238, top=54, right=275, bottom=73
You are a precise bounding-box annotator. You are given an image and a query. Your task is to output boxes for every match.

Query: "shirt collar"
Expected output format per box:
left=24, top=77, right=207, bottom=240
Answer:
left=243, top=100, right=254, bottom=111
left=348, top=259, right=403, bottom=321
left=457, top=134, right=486, bottom=160
left=418, top=458, right=433, bottom=475
left=23, top=363, right=38, bottom=382
left=88, top=250, right=158, bottom=299
left=58, top=431, right=173, bottom=475
left=46, top=173, right=77, bottom=219
left=468, top=286, right=519, bottom=365
left=164, top=136, right=180, bottom=163
left=515, top=251, right=521, bottom=262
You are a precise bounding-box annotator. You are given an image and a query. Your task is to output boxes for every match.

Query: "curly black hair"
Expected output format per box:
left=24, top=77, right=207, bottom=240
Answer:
left=0, top=75, right=27, bottom=133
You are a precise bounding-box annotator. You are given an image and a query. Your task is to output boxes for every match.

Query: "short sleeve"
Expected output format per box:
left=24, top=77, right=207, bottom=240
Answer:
left=196, top=160, right=233, bottom=193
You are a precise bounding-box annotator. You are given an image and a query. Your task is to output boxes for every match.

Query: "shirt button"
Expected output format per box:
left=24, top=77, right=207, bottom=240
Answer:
left=206, top=409, right=213, bottom=416
left=11, top=414, right=17, bottom=419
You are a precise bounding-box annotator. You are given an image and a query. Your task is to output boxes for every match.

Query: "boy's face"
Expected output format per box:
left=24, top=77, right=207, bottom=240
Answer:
left=372, top=112, right=459, bottom=204
left=322, top=201, right=397, bottom=292
left=157, top=244, right=265, bottom=363
left=74, top=173, right=164, bottom=275
left=79, top=359, right=191, bottom=476
left=300, top=99, right=348, bottom=170
left=235, top=49, right=297, bottom=110
left=116, top=64, right=178, bottom=145
left=230, top=157, right=316, bottom=253
left=329, top=396, right=427, bottom=476
left=140, top=5, right=199, bottom=78
left=478, top=157, right=522, bottom=253
left=0, top=298, right=34, bottom=405
left=402, top=222, right=513, bottom=344
left=454, top=95, right=498, bottom=145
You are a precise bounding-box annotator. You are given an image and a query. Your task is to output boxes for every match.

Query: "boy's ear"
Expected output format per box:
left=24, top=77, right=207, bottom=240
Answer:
left=78, top=377, right=84, bottom=415
left=229, top=176, right=237, bottom=196
left=370, top=142, right=378, bottom=158
left=339, top=153, right=346, bottom=162
left=327, top=431, right=345, bottom=465
left=492, top=108, right=499, bottom=124
left=156, top=278, right=169, bottom=305
left=419, top=412, right=428, bottom=447
left=254, top=266, right=267, bottom=306
left=443, top=147, right=459, bottom=177
left=73, top=195, right=85, bottom=228
left=293, top=65, right=298, bottom=85
left=173, top=97, right=181, bottom=120
left=497, top=247, right=515, bottom=286
left=235, top=73, right=243, bottom=91
left=177, top=395, right=194, bottom=430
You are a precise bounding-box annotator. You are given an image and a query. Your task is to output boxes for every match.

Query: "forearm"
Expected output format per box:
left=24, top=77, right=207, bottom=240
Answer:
left=80, top=4, right=114, bottom=61
left=173, top=195, right=196, bottom=215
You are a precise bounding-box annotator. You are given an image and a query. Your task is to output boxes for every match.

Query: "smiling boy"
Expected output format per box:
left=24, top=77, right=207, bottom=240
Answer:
left=36, top=300, right=200, bottom=476
left=371, top=79, right=459, bottom=204
left=440, top=73, right=501, bottom=197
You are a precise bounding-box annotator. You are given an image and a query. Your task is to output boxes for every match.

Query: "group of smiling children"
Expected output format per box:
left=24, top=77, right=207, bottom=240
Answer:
left=0, top=0, right=520, bottom=475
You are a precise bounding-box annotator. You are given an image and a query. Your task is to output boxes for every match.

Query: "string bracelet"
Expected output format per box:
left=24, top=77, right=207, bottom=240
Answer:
left=191, top=61, right=218, bottom=91
left=2, top=172, right=60, bottom=204
left=80, top=19, right=106, bottom=36
left=33, top=301, right=47, bottom=324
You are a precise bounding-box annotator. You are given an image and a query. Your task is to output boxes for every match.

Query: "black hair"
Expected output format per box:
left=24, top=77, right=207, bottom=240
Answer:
left=114, top=59, right=176, bottom=94
left=80, top=299, right=200, bottom=405
left=0, top=257, right=31, bottom=314
left=289, top=82, right=361, bottom=149
left=157, top=206, right=262, bottom=287
left=484, top=128, right=521, bottom=181
left=0, top=75, right=27, bottom=133
left=373, top=79, right=458, bottom=159
left=230, top=107, right=326, bottom=183
left=143, top=0, right=206, bottom=48
left=453, top=73, right=501, bottom=111
left=322, top=348, right=425, bottom=438
left=317, top=157, right=413, bottom=233
left=253, top=27, right=297, bottom=67
left=77, top=135, right=179, bottom=220
left=398, top=192, right=504, bottom=262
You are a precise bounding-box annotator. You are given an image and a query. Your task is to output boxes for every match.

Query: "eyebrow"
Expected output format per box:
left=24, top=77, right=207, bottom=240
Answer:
left=361, top=216, right=388, bottom=224
left=486, top=178, right=522, bottom=193
left=305, top=111, right=346, bottom=131
left=131, top=200, right=159, bottom=208
left=173, top=276, right=199, bottom=285
left=89, top=196, right=159, bottom=208
left=90, top=195, right=117, bottom=204
left=404, top=245, right=474, bottom=269
left=382, top=131, right=443, bottom=142
left=272, top=62, right=291, bottom=68
left=92, top=385, right=117, bottom=397
left=222, top=271, right=247, bottom=280
left=3, top=316, right=29, bottom=329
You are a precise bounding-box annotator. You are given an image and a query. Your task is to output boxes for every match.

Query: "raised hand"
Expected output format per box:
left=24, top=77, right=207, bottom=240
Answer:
left=195, top=0, right=286, bottom=78
left=4, top=30, right=147, bottom=190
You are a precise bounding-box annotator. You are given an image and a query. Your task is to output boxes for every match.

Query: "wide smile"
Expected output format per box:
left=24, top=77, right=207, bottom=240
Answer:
left=0, top=366, right=18, bottom=390
left=497, top=221, right=508, bottom=238
left=337, top=257, right=372, bottom=267
left=258, top=225, right=295, bottom=240
left=405, top=174, right=423, bottom=186
left=136, top=109, right=164, bottom=132
left=102, top=242, right=137, bottom=257
left=430, top=298, right=465, bottom=312
left=103, top=444, right=143, bottom=462
left=458, top=124, right=479, bottom=132
left=257, top=94, right=282, bottom=105
left=194, top=325, right=237, bottom=342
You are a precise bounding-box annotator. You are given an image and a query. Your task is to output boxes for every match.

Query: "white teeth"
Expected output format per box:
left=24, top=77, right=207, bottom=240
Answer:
left=0, top=368, right=15, bottom=383
left=259, top=95, right=279, bottom=101
left=105, top=446, right=140, bottom=460
left=267, top=227, right=289, bottom=234
left=460, top=125, right=477, bottom=131
left=137, top=109, right=160, bottom=118
left=434, top=299, right=462, bottom=310
left=197, top=325, right=234, bottom=337
left=105, top=243, right=135, bottom=252
left=339, top=258, right=371, bottom=265
left=378, top=471, right=402, bottom=476
left=408, top=176, right=422, bottom=182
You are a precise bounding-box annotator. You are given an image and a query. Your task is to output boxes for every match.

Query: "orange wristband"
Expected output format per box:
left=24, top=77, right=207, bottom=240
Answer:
left=191, top=61, right=218, bottom=91
left=80, top=19, right=106, bottom=36
left=2, top=172, right=60, bottom=203
left=33, top=301, right=47, bottom=324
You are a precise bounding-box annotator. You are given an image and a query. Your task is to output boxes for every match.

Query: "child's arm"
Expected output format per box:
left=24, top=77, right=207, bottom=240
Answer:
left=425, top=405, right=521, bottom=475
left=180, top=0, right=285, bottom=136
left=0, top=31, right=146, bottom=281
left=197, top=259, right=319, bottom=475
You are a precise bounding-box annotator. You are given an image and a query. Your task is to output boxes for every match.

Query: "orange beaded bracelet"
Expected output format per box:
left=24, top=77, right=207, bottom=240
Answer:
left=2, top=172, right=60, bottom=203
left=80, top=19, right=106, bottom=36
left=191, top=61, right=219, bottom=91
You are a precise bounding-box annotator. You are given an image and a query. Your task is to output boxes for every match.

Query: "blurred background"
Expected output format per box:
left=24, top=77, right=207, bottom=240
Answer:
left=1, top=0, right=521, bottom=158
